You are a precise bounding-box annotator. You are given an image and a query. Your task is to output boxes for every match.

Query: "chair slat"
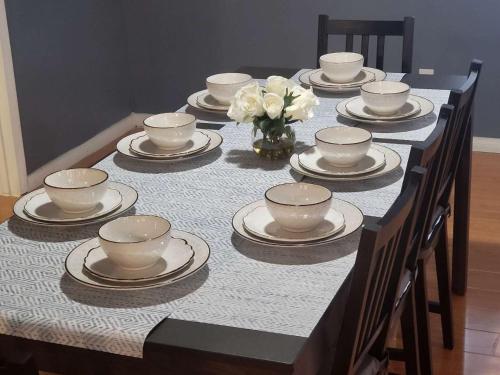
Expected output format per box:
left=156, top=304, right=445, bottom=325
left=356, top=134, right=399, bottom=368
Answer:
left=345, top=34, right=354, bottom=52
left=376, top=35, right=385, bottom=70
left=361, top=35, right=369, bottom=65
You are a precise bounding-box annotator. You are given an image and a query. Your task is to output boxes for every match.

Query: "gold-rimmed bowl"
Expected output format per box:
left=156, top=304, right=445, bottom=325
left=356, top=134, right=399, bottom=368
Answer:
left=98, top=215, right=171, bottom=269
left=319, top=52, right=364, bottom=83
left=315, top=127, right=372, bottom=167
left=360, top=81, right=410, bottom=115
left=43, top=168, right=108, bottom=213
left=206, top=73, right=253, bottom=105
left=143, top=113, right=196, bottom=150
left=265, top=182, right=332, bottom=232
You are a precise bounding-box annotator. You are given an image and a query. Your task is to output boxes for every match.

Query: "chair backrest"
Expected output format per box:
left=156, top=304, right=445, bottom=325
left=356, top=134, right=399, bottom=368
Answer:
left=403, top=105, right=454, bottom=268
left=332, top=167, right=426, bottom=375
left=317, top=15, right=414, bottom=73
left=435, top=60, right=482, bottom=209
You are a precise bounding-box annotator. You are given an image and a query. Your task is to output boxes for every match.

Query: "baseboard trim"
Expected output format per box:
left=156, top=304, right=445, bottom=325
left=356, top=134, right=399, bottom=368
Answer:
left=26, top=112, right=149, bottom=192
left=473, top=137, right=500, bottom=153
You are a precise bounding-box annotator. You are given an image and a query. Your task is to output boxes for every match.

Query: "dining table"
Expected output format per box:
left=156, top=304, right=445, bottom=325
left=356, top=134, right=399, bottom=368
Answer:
left=0, top=66, right=469, bottom=375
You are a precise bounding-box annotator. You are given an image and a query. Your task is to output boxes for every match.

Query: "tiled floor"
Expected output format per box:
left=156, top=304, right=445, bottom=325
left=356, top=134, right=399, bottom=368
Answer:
left=4, top=152, right=500, bottom=374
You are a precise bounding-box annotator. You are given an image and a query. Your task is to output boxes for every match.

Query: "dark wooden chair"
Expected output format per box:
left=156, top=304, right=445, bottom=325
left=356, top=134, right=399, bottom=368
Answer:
left=317, top=15, right=415, bottom=73
left=330, top=167, right=425, bottom=375
left=389, top=105, right=455, bottom=375
left=421, top=59, right=482, bottom=348
left=391, top=60, right=482, bottom=374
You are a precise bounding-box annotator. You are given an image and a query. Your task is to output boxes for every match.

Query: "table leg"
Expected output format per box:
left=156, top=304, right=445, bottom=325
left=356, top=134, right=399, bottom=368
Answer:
left=452, top=117, right=472, bottom=295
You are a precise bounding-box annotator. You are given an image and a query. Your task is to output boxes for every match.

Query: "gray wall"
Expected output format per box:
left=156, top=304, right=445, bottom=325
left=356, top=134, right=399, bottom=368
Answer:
left=6, top=0, right=132, bottom=173
left=124, top=0, right=498, bottom=138
left=6, top=0, right=498, bottom=175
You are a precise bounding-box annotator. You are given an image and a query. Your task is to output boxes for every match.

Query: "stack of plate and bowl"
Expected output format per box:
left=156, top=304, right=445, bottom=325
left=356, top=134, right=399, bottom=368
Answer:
left=289, top=127, right=401, bottom=181
left=299, top=52, right=386, bottom=93
left=65, top=215, right=210, bottom=290
left=336, top=80, right=435, bottom=124
left=233, top=182, right=363, bottom=247
left=187, top=72, right=254, bottom=114
left=117, top=113, right=223, bottom=162
left=13, top=168, right=138, bottom=227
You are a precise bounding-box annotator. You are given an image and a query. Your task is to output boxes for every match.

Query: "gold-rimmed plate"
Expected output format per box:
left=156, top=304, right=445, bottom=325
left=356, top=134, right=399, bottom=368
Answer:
left=345, top=97, right=421, bottom=121
left=336, top=94, right=434, bottom=124
left=299, top=67, right=386, bottom=93
left=298, top=146, right=386, bottom=177
left=23, top=188, right=122, bottom=223
left=309, top=69, right=375, bottom=88
left=13, top=182, right=138, bottom=227
left=117, top=130, right=222, bottom=162
left=290, top=144, right=401, bottom=181
left=129, top=131, right=210, bottom=159
left=83, top=236, right=195, bottom=282
left=65, top=230, right=210, bottom=290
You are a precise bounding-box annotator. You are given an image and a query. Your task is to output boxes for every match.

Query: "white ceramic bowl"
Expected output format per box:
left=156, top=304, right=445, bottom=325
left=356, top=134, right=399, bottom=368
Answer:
left=360, top=81, right=410, bottom=115
left=98, top=215, right=171, bottom=269
left=319, top=52, right=364, bottom=83
left=315, top=127, right=372, bottom=167
left=206, top=73, right=253, bottom=105
left=143, top=113, right=196, bottom=150
left=44, top=168, right=108, bottom=213
left=265, top=183, right=332, bottom=232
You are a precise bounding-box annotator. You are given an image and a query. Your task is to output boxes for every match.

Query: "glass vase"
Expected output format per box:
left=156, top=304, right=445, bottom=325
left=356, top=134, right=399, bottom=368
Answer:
left=251, top=127, right=295, bottom=160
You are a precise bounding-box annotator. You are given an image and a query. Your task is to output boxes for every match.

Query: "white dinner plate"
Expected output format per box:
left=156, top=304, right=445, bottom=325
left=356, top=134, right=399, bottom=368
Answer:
left=336, top=94, right=435, bottom=124
left=23, top=188, right=122, bottom=223
left=243, top=205, right=345, bottom=243
left=290, top=144, right=401, bottom=182
left=233, top=199, right=363, bottom=247
left=117, top=130, right=223, bottom=162
left=299, top=67, right=386, bottom=93
left=309, top=69, right=375, bottom=88
left=298, top=146, right=386, bottom=177
left=83, top=237, right=195, bottom=282
left=196, top=91, right=230, bottom=111
left=345, top=97, right=421, bottom=121
left=129, top=131, right=210, bottom=158
left=65, top=230, right=210, bottom=290
left=14, top=182, right=138, bottom=227
left=187, top=89, right=229, bottom=115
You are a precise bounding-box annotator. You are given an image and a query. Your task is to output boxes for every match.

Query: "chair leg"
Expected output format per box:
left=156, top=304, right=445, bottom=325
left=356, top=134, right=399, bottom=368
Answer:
left=0, top=353, right=38, bottom=375
left=415, top=258, right=433, bottom=375
left=434, top=222, right=454, bottom=349
left=401, top=285, right=421, bottom=375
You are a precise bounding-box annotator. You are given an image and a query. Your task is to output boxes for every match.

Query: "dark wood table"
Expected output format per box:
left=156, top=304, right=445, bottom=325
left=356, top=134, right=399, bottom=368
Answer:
left=1, top=67, right=469, bottom=375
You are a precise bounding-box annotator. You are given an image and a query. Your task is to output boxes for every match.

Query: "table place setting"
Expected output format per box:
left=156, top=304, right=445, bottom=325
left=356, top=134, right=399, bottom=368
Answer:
left=65, top=215, right=210, bottom=290
left=289, top=126, right=401, bottom=181
left=232, top=182, right=363, bottom=247
left=13, top=168, right=138, bottom=227
left=117, top=112, right=223, bottom=162
left=187, top=72, right=255, bottom=115
left=299, top=52, right=386, bottom=93
left=336, top=80, right=435, bottom=124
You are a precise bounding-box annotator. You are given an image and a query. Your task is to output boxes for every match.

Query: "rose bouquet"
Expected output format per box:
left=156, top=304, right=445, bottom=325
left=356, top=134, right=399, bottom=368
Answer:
left=228, top=76, right=319, bottom=158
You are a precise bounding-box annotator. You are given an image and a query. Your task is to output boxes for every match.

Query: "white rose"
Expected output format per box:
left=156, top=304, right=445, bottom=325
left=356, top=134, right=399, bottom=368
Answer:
left=290, top=85, right=306, bottom=96
left=265, top=76, right=294, bottom=97
left=284, top=88, right=319, bottom=121
left=262, top=93, right=284, bottom=120
left=228, top=82, right=265, bottom=123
